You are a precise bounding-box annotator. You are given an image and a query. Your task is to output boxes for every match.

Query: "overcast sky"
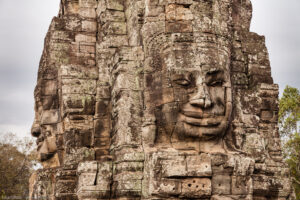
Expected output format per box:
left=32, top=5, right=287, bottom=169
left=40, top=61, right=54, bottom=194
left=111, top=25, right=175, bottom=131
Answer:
left=0, top=0, right=299, bottom=138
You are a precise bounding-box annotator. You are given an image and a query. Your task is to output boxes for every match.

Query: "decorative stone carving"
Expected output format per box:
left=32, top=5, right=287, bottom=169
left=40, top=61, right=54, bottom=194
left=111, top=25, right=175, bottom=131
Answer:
left=29, top=0, right=296, bottom=199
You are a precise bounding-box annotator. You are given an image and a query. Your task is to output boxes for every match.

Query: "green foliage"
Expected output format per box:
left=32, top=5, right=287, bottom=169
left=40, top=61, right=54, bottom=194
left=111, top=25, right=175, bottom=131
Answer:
left=0, top=133, right=39, bottom=200
left=279, top=85, right=300, bottom=198
left=279, top=86, right=300, bottom=136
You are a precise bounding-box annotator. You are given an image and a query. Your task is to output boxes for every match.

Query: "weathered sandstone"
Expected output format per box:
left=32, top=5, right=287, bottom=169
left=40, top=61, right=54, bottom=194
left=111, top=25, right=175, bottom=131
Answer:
left=29, top=0, right=295, bottom=199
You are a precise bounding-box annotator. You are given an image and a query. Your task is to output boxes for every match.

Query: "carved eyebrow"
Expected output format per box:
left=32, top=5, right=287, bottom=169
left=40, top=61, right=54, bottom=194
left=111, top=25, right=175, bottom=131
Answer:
left=206, top=68, right=224, bottom=75
left=205, top=69, right=225, bottom=84
left=171, top=73, right=186, bottom=79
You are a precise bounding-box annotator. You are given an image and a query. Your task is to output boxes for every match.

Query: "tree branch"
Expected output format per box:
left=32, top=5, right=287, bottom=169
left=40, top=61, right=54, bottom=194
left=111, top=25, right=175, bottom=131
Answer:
left=292, top=177, right=300, bottom=185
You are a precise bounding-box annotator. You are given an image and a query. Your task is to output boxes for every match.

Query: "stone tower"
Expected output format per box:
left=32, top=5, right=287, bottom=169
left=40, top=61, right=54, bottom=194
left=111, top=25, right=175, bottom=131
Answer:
left=29, top=0, right=295, bottom=199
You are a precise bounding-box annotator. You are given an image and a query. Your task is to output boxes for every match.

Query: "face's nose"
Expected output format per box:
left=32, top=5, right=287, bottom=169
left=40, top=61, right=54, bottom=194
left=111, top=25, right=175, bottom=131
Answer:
left=32, top=98, right=42, bottom=138
left=31, top=120, right=41, bottom=138
left=189, top=81, right=212, bottom=108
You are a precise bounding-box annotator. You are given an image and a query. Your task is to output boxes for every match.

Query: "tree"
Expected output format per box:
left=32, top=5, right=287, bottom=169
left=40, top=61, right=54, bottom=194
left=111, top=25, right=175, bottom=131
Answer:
left=279, top=85, right=300, bottom=198
left=0, top=133, right=39, bottom=200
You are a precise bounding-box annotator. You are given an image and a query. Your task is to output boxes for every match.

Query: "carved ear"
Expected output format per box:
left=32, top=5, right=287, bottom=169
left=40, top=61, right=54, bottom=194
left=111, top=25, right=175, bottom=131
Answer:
left=232, top=0, right=253, bottom=31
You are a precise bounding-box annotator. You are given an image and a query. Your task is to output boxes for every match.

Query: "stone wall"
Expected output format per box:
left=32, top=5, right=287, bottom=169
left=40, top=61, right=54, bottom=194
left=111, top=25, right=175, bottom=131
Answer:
left=29, top=0, right=295, bottom=199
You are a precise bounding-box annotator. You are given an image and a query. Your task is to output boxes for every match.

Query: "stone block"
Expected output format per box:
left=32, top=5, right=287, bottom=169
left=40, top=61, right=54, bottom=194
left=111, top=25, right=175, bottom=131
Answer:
left=42, top=80, right=57, bottom=95
left=114, top=162, right=144, bottom=175
left=153, top=179, right=181, bottom=196
left=113, top=179, right=142, bottom=197
left=249, top=75, right=273, bottom=87
left=175, top=0, right=193, bottom=4
left=166, top=4, right=193, bottom=21
left=252, top=175, right=269, bottom=196
left=78, top=161, right=98, bottom=173
left=260, top=110, right=275, bottom=121
left=231, top=176, right=251, bottom=195
left=42, top=95, right=58, bottom=110
left=97, top=161, right=113, bottom=181
left=64, top=147, right=95, bottom=166
left=62, top=94, right=95, bottom=115
left=243, top=133, right=265, bottom=162
left=186, top=153, right=212, bottom=177
left=62, top=79, right=96, bottom=94
left=96, top=86, right=111, bottom=100
left=79, top=7, right=97, bottom=18
left=77, top=185, right=110, bottom=199
left=103, top=22, right=127, bottom=35
left=100, top=35, right=129, bottom=47
left=94, top=137, right=110, bottom=148
left=161, top=157, right=186, bottom=177
left=52, top=30, right=75, bottom=41
left=59, top=65, right=98, bottom=79
left=118, top=47, right=144, bottom=61
left=78, top=173, right=97, bottom=188
left=75, top=33, right=96, bottom=43
left=212, top=174, right=231, bottom=195
left=106, top=0, right=124, bottom=11
left=81, top=0, right=97, bottom=8
left=79, top=42, right=96, bottom=54
left=146, top=5, right=164, bottom=17
left=94, top=118, right=110, bottom=138
left=115, top=152, right=144, bottom=163
left=64, top=129, right=93, bottom=149
left=41, top=109, right=59, bottom=125
left=104, top=10, right=125, bottom=22
left=181, top=178, right=211, bottom=198
left=95, top=148, right=110, bottom=158
left=232, top=72, right=248, bottom=85
left=113, top=73, right=138, bottom=90
left=171, top=32, right=193, bottom=42
left=95, top=100, right=110, bottom=117
left=55, top=180, right=77, bottom=194
left=114, top=171, right=143, bottom=181
left=166, top=21, right=192, bottom=33
left=211, top=195, right=233, bottom=200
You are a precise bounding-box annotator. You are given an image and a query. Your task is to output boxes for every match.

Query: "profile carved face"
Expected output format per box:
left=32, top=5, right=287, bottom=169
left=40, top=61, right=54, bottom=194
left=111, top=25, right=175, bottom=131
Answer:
left=31, top=81, right=59, bottom=166
left=151, top=39, right=232, bottom=143
left=32, top=125, right=57, bottom=162
left=31, top=111, right=58, bottom=163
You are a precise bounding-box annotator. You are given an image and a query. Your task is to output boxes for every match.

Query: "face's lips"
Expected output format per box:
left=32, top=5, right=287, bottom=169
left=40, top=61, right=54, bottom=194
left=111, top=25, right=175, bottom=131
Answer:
left=184, top=117, right=221, bottom=127
left=181, top=110, right=223, bottom=119
left=179, top=113, right=223, bottom=127
left=181, top=110, right=203, bottom=118
left=40, top=153, right=54, bottom=162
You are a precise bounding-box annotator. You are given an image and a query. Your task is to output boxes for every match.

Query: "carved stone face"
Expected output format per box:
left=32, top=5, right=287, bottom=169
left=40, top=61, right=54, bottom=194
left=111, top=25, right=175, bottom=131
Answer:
left=31, top=115, right=58, bottom=163
left=31, top=87, right=59, bottom=165
left=154, top=39, right=232, bottom=142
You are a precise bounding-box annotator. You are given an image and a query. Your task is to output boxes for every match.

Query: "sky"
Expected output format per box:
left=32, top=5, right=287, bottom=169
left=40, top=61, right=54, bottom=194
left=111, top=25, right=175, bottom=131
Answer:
left=0, top=0, right=299, bottom=138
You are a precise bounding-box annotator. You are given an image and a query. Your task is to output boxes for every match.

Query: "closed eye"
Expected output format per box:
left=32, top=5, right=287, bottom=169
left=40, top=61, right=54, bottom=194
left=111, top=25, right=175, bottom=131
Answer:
left=174, top=79, right=191, bottom=86
left=209, top=80, right=224, bottom=86
left=205, top=69, right=225, bottom=86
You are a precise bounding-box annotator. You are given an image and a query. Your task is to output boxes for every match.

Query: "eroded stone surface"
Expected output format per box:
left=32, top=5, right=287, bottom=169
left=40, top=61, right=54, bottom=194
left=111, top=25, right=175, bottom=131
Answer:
left=29, top=0, right=295, bottom=199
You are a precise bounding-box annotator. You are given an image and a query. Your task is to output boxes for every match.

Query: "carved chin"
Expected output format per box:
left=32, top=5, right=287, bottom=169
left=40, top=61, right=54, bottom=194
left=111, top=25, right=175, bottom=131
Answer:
left=175, top=118, right=228, bottom=139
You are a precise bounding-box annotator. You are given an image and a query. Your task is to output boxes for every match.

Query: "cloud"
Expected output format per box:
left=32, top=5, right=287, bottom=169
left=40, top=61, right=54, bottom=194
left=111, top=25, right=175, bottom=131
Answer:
left=251, top=0, right=300, bottom=94
left=0, top=0, right=299, bottom=137
left=0, top=0, right=60, bottom=136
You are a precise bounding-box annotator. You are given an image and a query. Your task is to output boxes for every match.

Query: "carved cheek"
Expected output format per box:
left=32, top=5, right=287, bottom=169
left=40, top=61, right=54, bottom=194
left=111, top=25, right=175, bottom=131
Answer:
left=207, top=86, right=225, bottom=115
left=173, top=87, right=190, bottom=103
left=161, top=102, right=180, bottom=124
left=46, top=136, right=57, bottom=153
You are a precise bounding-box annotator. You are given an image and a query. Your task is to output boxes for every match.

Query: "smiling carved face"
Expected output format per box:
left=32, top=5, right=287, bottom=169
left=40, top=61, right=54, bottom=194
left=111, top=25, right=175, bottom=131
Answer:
left=153, top=39, right=232, bottom=143
left=31, top=79, right=59, bottom=166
